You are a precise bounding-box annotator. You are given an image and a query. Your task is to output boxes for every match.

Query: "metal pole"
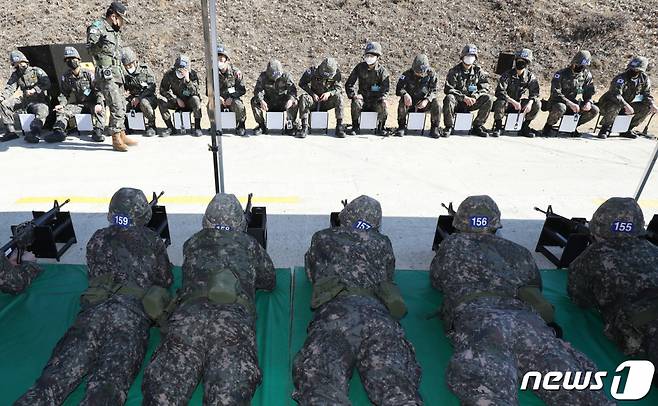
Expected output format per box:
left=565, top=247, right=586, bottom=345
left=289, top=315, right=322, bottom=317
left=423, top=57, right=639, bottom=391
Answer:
left=201, top=0, right=225, bottom=193
left=635, top=140, right=658, bottom=201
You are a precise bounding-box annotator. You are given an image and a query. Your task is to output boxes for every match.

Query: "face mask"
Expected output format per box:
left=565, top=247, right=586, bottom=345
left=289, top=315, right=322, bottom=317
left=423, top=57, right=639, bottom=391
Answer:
left=573, top=65, right=585, bottom=73
left=217, top=61, right=227, bottom=71
left=515, top=60, right=527, bottom=70
left=463, top=55, right=476, bottom=65
left=176, top=70, right=185, bottom=79
left=16, top=64, right=28, bottom=73
left=629, top=69, right=641, bottom=77
left=66, top=59, right=80, bottom=69
left=364, top=55, right=377, bottom=65
left=127, top=66, right=137, bottom=74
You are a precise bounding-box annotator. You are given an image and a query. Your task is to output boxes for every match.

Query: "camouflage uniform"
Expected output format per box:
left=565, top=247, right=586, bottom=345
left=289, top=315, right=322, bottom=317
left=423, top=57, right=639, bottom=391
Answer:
left=597, top=57, right=654, bottom=138
left=0, top=50, right=51, bottom=142
left=158, top=55, right=204, bottom=136
left=345, top=42, right=390, bottom=134
left=214, top=44, right=247, bottom=134
left=143, top=194, right=276, bottom=405
left=443, top=45, right=492, bottom=137
left=430, top=195, right=614, bottom=406
left=544, top=50, right=599, bottom=135
left=298, top=57, right=345, bottom=137
left=293, top=196, right=423, bottom=406
left=569, top=198, right=658, bottom=369
left=251, top=59, right=298, bottom=135
left=15, top=188, right=173, bottom=406
left=395, top=54, right=441, bottom=137
left=0, top=255, right=42, bottom=295
left=122, top=47, right=159, bottom=135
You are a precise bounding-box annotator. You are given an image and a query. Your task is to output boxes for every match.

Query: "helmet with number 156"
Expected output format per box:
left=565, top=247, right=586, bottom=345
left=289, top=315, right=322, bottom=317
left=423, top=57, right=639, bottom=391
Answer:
left=452, top=195, right=502, bottom=234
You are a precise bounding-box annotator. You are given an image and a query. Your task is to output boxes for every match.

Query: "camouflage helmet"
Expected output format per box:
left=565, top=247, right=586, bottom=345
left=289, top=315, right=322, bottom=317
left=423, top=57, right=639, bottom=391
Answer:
left=412, top=54, right=431, bottom=75
left=63, top=46, right=81, bottom=60
left=174, top=54, right=191, bottom=69
left=108, top=1, right=130, bottom=23
left=202, top=193, right=247, bottom=232
left=338, top=195, right=382, bottom=231
left=216, top=44, right=231, bottom=60
left=452, top=195, right=502, bottom=234
left=318, top=57, right=338, bottom=78
left=9, top=50, right=28, bottom=65
left=515, top=48, right=533, bottom=63
left=589, top=197, right=645, bottom=240
left=627, top=56, right=648, bottom=73
left=364, top=41, right=382, bottom=56
left=460, top=44, right=478, bottom=58
left=107, top=187, right=151, bottom=227
left=121, top=47, right=137, bottom=66
left=571, top=50, right=592, bottom=66
left=266, top=59, right=284, bottom=80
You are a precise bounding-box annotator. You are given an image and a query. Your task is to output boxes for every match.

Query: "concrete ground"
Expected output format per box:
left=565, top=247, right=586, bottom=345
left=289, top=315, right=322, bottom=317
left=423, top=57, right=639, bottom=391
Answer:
left=1, top=111, right=657, bottom=270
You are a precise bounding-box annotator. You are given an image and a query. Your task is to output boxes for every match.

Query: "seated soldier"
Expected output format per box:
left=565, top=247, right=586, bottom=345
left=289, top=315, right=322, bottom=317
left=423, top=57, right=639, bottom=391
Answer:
left=49, top=47, right=105, bottom=143
left=214, top=44, right=248, bottom=137
left=158, top=55, right=203, bottom=137
left=298, top=57, right=345, bottom=138
left=345, top=42, right=390, bottom=136
left=122, top=47, right=158, bottom=137
left=251, top=59, right=298, bottom=136
left=597, top=57, right=657, bottom=139
left=542, top=50, right=599, bottom=137
left=0, top=50, right=51, bottom=143
left=568, top=198, right=658, bottom=370
left=293, top=195, right=422, bottom=405
left=1, top=250, right=42, bottom=295
left=431, top=195, right=614, bottom=405
left=492, top=48, right=540, bottom=138
left=396, top=54, right=441, bottom=138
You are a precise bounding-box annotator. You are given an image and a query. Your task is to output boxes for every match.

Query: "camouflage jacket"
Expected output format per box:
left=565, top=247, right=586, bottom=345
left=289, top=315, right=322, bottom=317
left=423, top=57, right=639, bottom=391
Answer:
left=444, top=63, right=490, bottom=100
left=0, top=256, right=42, bottom=295
left=345, top=61, right=390, bottom=100
left=159, top=68, right=200, bottom=101
left=495, top=68, right=540, bottom=102
left=2, top=66, right=51, bottom=103
left=599, top=71, right=653, bottom=106
left=253, top=71, right=297, bottom=104
left=549, top=67, right=595, bottom=104
left=216, top=64, right=246, bottom=100
left=179, top=228, right=276, bottom=303
left=86, top=18, right=124, bottom=83
left=299, top=66, right=343, bottom=97
left=58, top=68, right=101, bottom=106
left=430, top=233, right=542, bottom=326
left=396, top=68, right=439, bottom=103
left=124, top=64, right=157, bottom=99
left=568, top=238, right=658, bottom=355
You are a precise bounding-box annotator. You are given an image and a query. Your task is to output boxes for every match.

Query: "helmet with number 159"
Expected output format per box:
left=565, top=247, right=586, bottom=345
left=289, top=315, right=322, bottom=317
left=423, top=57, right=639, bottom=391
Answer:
left=108, top=187, right=151, bottom=227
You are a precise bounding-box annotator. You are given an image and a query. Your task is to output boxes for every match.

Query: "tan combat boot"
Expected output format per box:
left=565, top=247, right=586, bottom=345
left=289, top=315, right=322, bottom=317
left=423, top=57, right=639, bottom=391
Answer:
left=112, top=132, right=128, bottom=152
left=121, top=130, right=138, bottom=146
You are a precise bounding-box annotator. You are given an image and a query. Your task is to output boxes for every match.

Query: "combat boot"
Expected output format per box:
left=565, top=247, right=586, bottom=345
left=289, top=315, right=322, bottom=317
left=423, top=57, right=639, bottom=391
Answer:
left=442, top=126, right=453, bottom=137
left=376, top=122, right=387, bottom=137
left=253, top=125, right=267, bottom=135
left=112, top=132, right=128, bottom=152
left=429, top=125, right=440, bottom=139
left=518, top=121, right=536, bottom=138
left=193, top=118, right=203, bottom=137
left=471, top=125, right=489, bottom=137
left=335, top=120, right=346, bottom=138
left=92, top=128, right=105, bottom=142
left=297, top=124, right=309, bottom=139
left=542, top=124, right=556, bottom=137
left=395, top=121, right=405, bottom=137
left=160, top=119, right=175, bottom=137
left=26, top=123, right=41, bottom=143
left=144, top=125, right=157, bottom=137
left=0, top=127, right=19, bottom=142
left=619, top=130, right=638, bottom=139
left=597, top=125, right=611, bottom=139
left=492, top=119, right=503, bottom=137
left=45, top=128, right=66, bottom=143
left=121, top=130, right=138, bottom=146
left=236, top=121, right=247, bottom=137
left=347, top=120, right=359, bottom=136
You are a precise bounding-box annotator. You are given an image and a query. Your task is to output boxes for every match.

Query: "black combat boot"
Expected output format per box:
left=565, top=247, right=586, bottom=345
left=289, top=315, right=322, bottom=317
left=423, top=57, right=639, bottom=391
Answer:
left=335, top=120, right=346, bottom=138
left=144, top=124, right=156, bottom=137
left=25, top=123, right=41, bottom=143
left=619, top=130, right=638, bottom=139
left=376, top=122, right=387, bottom=136
left=253, top=125, right=268, bottom=135
left=395, top=120, right=406, bottom=137
left=492, top=119, right=503, bottom=137
left=92, top=128, right=105, bottom=142
left=542, top=124, right=555, bottom=137
left=429, top=124, right=440, bottom=139
left=160, top=119, right=175, bottom=137
left=519, top=121, right=536, bottom=138
left=471, top=125, right=489, bottom=137
left=347, top=121, right=359, bottom=136
left=45, top=128, right=66, bottom=143
left=597, top=125, right=611, bottom=139
left=1, top=126, right=19, bottom=142
left=236, top=121, right=247, bottom=137
left=193, top=118, right=203, bottom=137
left=442, top=126, right=453, bottom=137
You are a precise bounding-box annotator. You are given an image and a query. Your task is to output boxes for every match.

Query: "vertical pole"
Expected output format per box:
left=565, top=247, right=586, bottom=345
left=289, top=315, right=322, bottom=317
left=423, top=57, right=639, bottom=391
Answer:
left=635, top=140, right=658, bottom=201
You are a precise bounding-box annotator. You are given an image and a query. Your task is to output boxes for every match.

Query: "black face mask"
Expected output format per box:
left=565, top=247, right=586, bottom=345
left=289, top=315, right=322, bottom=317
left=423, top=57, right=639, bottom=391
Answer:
left=16, top=65, right=27, bottom=73
left=66, top=59, right=80, bottom=69
left=515, top=60, right=528, bottom=70
left=573, top=65, right=585, bottom=73
left=629, top=69, right=641, bottom=77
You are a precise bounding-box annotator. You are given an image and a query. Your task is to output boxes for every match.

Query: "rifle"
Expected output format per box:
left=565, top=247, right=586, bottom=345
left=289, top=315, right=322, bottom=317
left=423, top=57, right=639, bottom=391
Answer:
left=2, top=199, right=70, bottom=264
left=245, top=193, right=253, bottom=224
left=441, top=202, right=456, bottom=215
left=643, top=113, right=655, bottom=137
left=150, top=191, right=164, bottom=207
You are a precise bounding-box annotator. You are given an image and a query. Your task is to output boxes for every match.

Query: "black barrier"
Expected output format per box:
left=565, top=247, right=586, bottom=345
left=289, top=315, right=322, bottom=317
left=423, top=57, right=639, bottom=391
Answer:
left=647, top=214, right=658, bottom=246
left=247, top=207, right=268, bottom=249
left=534, top=206, right=591, bottom=268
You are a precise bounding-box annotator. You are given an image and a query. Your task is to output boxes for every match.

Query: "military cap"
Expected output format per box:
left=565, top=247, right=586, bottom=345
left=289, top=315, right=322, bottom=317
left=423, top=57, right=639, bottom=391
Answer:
left=175, top=54, right=191, bottom=69
left=364, top=41, right=382, bottom=56
left=108, top=1, right=130, bottom=23
left=107, top=187, right=152, bottom=227
left=318, top=57, right=338, bottom=78
left=202, top=193, right=247, bottom=232
left=460, top=44, right=478, bottom=58
left=452, top=195, right=502, bottom=234
left=627, top=56, right=649, bottom=73
left=216, top=44, right=231, bottom=60
left=412, top=54, right=430, bottom=75
left=63, top=47, right=81, bottom=60
left=266, top=59, right=283, bottom=80
left=589, top=197, right=645, bottom=240
left=9, top=50, right=28, bottom=65
left=121, top=47, right=137, bottom=65
left=571, top=50, right=592, bottom=66
left=338, top=195, right=382, bottom=231
left=515, top=48, right=533, bottom=63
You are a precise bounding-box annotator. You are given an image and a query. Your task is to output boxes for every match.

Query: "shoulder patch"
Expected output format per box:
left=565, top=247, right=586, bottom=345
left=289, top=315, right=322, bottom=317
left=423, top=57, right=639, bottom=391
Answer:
left=616, top=78, right=625, bottom=84
left=92, top=20, right=102, bottom=28
left=400, top=74, right=405, bottom=80
left=554, top=73, right=561, bottom=79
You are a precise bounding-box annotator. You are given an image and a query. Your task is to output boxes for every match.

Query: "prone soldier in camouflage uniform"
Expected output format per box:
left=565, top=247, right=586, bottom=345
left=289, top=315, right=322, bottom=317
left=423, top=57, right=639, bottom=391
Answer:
left=158, top=54, right=204, bottom=137
left=15, top=188, right=173, bottom=406
left=597, top=57, right=657, bottom=139
left=542, top=50, right=599, bottom=137
left=0, top=251, right=42, bottom=295
left=345, top=42, right=390, bottom=136
left=251, top=59, right=299, bottom=136
left=142, top=193, right=275, bottom=404
left=0, top=50, right=51, bottom=143
left=214, top=44, right=247, bottom=137
left=431, top=196, right=614, bottom=406
left=293, top=195, right=423, bottom=405
left=298, top=57, right=345, bottom=138
left=568, top=198, right=658, bottom=370
left=87, top=1, right=137, bottom=152
left=121, top=47, right=158, bottom=137
left=50, top=47, right=105, bottom=143
left=492, top=48, right=540, bottom=138
left=396, top=54, right=441, bottom=138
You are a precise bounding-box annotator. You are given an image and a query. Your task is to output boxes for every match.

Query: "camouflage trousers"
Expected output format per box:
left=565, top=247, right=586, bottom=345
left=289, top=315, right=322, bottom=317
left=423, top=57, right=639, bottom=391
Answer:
left=142, top=301, right=261, bottom=405
left=350, top=97, right=387, bottom=126
left=443, top=94, right=493, bottom=128
left=250, top=96, right=299, bottom=128
left=158, top=96, right=203, bottom=122
left=14, top=299, right=151, bottom=406
left=293, top=296, right=423, bottom=406
left=397, top=98, right=441, bottom=127
left=219, top=97, right=247, bottom=125
left=544, top=100, right=599, bottom=127
left=125, top=95, right=158, bottom=127
left=98, top=79, right=126, bottom=134
left=447, top=299, right=615, bottom=406
left=298, top=93, right=344, bottom=123
left=492, top=98, right=539, bottom=123
left=0, top=97, right=49, bottom=130
left=598, top=98, right=651, bottom=129
left=0, top=256, right=41, bottom=295
left=53, top=102, right=105, bottom=132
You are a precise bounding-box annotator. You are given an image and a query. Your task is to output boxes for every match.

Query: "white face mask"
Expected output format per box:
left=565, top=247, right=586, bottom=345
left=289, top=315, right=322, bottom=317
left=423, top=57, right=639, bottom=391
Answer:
left=217, top=61, right=227, bottom=71
left=364, top=55, right=377, bottom=66
left=463, top=55, right=476, bottom=65
left=127, top=66, right=137, bottom=74
left=175, top=70, right=184, bottom=79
